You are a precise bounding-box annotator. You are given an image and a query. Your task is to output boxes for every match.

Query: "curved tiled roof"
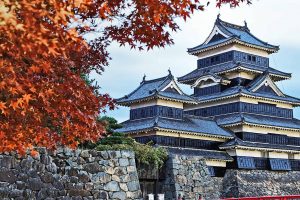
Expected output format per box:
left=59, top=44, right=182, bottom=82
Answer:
left=193, top=83, right=300, bottom=105
left=188, top=17, right=279, bottom=55
left=167, top=147, right=233, bottom=161
left=117, top=73, right=196, bottom=106
left=177, top=61, right=291, bottom=84
left=216, top=113, right=300, bottom=131
left=220, top=138, right=300, bottom=152
left=116, top=116, right=234, bottom=138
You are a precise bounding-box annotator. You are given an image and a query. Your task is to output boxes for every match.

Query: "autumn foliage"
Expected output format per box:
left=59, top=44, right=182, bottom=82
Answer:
left=0, top=0, right=249, bottom=155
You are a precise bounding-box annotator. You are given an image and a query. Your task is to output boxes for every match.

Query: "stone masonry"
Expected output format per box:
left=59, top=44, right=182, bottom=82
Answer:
left=0, top=148, right=142, bottom=200
left=221, top=169, right=300, bottom=198
left=161, top=154, right=219, bottom=200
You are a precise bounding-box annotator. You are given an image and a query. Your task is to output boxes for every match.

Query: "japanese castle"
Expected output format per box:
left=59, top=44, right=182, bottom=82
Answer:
left=116, top=16, right=300, bottom=176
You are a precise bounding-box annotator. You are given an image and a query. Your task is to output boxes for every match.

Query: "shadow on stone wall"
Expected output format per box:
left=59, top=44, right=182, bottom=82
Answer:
left=0, top=148, right=142, bottom=200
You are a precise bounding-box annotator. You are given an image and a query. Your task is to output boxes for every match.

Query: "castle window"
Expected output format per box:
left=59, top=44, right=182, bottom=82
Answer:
left=167, top=108, right=173, bottom=118
left=252, top=56, right=256, bottom=62
left=248, top=55, right=252, bottom=61
left=237, top=157, right=255, bottom=169
left=270, top=159, right=291, bottom=171
left=141, top=109, right=145, bottom=118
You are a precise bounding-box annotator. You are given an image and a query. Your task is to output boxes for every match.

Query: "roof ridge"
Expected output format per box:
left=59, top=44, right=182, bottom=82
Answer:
left=217, top=17, right=248, bottom=32
left=143, top=74, right=169, bottom=84
left=183, top=114, right=215, bottom=121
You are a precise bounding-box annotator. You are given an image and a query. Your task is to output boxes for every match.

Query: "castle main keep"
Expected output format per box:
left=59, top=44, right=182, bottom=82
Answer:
left=116, top=16, right=300, bottom=198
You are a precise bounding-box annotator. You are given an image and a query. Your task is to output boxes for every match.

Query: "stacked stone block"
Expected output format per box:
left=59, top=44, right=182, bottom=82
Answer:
left=221, top=169, right=300, bottom=198
left=0, top=148, right=142, bottom=200
left=161, top=154, right=219, bottom=200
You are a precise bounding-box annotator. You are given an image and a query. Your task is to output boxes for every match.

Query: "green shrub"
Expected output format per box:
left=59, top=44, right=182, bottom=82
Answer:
left=83, top=116, right=168, bottom=169
left=99, top=132, right=135, bottom=146
left=96, top=133, right=168, bottom=169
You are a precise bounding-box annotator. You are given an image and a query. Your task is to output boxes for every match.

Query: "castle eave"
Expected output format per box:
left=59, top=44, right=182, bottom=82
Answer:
left=188, top=38, right=278, bottom=56
left=220, top=145, right=300, bottom=154
left=117, top=95, right=197, bottom=107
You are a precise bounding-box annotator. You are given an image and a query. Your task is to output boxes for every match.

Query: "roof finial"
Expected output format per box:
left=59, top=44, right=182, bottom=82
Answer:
left=217, top=13, right=221, bottom=20
left=244, top=20, right=248, bottom=28
left=244, top=20, right=250, bottom=31
left=168, top=68, right=174, bottom=78
left=140, top=74, right=146, bottom=84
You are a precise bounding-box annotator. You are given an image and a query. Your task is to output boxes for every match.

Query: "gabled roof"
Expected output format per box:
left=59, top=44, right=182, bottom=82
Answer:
left=219, top=138, right=300, bottom=152
left=177, top=61, right=291, bottom=84
left=247, top=72, right=284, bottom=96
left=188, top=16, right=279, bottom=55
left=191, top=72, right=230, bottom=88
left=116, top=116, right=234, bottom=139
left=116, top=71, right=196, bottom=106
left=216, top=113, right=300, bottom=131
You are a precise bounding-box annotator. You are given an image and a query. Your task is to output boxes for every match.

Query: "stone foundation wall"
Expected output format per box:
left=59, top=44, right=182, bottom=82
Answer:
left=221, top=169, right=300, bottom=198
left=161, top=154, right=219, bottom=200
left=211, top=177, right=223, bottom=196
left=0, top=148, right=142, bottom=200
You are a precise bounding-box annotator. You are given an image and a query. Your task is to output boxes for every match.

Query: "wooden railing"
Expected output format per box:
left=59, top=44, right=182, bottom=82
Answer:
left=222, top=195, right=300, bottom=200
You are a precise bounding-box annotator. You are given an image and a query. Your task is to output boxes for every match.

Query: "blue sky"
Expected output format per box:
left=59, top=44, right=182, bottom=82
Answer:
left=91, top=0, right=300, bottom=122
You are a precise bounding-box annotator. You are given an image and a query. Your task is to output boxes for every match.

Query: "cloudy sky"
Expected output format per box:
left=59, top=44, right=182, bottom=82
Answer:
left=91, top=0, right=300, bottom=122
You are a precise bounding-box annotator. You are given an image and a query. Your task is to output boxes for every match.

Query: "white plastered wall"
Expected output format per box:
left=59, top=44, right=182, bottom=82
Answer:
left=129, top=130, right=227, bottom=142
left=205, top=160, right=227, bottom=167
left=231, top=124, right=300, bottom=138
left=227, top=149, right=262, bottom=158
left=195, top=44, right=269, bottom=59
left=130, top=99, right=183, bottom=109
left=269, top=152, right=289, bottom=159
left=225, top=71, right=256, bottom=80
left=239, top=96, right=293, bottom=109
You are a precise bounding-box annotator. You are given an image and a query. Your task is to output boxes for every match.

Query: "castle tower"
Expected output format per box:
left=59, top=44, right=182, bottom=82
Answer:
left=178, top=16, right=300, bottom=170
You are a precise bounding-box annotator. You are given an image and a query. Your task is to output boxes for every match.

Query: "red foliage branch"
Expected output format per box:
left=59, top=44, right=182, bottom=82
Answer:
left=0, top=0, right=248, bottom=155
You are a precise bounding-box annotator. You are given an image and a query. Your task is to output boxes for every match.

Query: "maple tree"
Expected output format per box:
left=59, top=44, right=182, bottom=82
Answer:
left=0, top=0, right=250, bottom=155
